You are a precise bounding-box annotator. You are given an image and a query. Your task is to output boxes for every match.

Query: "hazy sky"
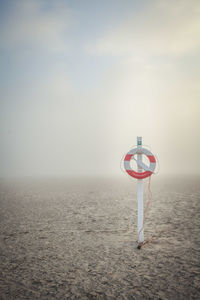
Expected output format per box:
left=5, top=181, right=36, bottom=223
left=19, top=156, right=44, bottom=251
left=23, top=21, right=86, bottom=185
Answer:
left=0, top=0, right=200, bottom=177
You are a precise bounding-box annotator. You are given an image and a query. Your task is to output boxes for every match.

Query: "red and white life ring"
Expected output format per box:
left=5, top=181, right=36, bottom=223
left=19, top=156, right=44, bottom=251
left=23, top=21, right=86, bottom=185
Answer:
left=124, top=147, right=156, bottom=179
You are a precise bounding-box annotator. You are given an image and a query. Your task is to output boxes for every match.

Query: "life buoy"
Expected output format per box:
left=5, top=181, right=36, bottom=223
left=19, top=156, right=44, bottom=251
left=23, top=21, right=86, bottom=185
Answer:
left=124, top=147, right=156, bottom=179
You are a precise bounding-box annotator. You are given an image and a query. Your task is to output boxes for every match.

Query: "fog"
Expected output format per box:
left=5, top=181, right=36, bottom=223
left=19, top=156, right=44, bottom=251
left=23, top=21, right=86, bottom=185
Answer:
left=1, top=0, right=200, bottom=177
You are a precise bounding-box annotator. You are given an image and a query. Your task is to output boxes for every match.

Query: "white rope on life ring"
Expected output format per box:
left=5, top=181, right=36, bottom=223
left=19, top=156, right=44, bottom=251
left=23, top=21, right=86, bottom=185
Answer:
left=124, top=147, right=156, bottom=179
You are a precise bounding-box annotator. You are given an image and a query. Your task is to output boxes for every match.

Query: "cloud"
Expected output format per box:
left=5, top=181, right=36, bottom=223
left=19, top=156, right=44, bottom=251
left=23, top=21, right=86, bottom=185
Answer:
left=87, top=0, right=200, bottom=57
left=1, top=0, right=200, bottom=176
left=84, top=0, right=200, bottom=175
left=0, top=0, right=70, bottom=53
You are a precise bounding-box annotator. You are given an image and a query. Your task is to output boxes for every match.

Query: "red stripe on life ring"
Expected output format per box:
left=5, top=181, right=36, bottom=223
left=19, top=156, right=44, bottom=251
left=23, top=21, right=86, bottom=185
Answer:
left=147, top=155, right=156, bottom=163
left=124, top=154, right=133, bottom=161
left=126, top=170, right=152, bottom=179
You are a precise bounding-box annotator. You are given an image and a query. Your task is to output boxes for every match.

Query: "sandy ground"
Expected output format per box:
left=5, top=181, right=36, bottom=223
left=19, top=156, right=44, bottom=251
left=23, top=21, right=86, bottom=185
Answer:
left=0, top=176, right=199, bottom=299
